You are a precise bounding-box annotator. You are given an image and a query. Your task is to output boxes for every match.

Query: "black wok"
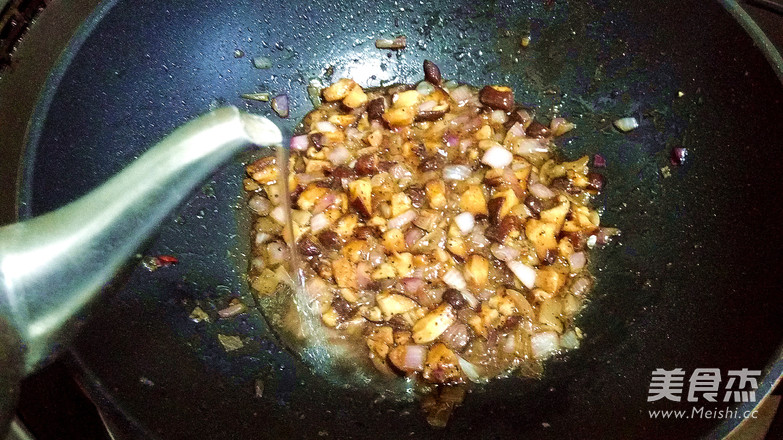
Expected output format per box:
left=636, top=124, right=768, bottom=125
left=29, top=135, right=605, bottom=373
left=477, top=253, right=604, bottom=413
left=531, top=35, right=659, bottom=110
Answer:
left=1, top=0, right=782, bottom=438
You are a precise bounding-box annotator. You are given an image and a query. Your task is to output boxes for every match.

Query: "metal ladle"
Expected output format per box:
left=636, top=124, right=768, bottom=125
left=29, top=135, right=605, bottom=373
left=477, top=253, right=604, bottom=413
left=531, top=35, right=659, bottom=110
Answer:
left=0, top=107, right=282, bottom=434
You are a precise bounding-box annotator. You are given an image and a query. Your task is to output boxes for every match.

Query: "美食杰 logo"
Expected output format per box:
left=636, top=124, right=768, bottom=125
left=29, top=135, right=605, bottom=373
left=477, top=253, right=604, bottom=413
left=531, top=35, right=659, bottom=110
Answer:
left=646, top=368, right=763, bottom=421
left=647, top=368, right=760, bottom=403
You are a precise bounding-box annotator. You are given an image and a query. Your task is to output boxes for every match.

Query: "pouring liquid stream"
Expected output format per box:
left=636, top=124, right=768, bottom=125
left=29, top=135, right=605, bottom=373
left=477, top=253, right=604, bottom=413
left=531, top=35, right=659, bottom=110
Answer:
left=263, top=144, right=415, bottom=396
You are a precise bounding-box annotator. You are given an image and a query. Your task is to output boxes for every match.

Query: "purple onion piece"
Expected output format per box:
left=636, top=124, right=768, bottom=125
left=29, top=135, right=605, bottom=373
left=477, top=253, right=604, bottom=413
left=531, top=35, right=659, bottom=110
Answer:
left=271, top=94, right=289, bottom=118
left=670, top=147, right=687, bottom=166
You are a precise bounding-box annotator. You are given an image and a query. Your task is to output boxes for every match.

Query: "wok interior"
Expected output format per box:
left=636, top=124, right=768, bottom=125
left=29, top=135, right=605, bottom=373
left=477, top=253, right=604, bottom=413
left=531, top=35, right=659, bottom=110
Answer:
left=18, top=0, right=783, bottom=438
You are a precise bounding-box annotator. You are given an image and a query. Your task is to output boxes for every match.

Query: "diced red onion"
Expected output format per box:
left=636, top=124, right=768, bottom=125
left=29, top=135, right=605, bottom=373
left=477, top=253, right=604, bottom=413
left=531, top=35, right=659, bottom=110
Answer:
left=296, top=173, right=321, bottom=185
left=413, top=211, right=440, bottom=231
left=570, top=277, right=591, bottom=296
left=418, top=100, right=438, bottom=112
left=312, top=192, right=338, bottom=214
left=528, top=171, right=540, bottom=185
left=593, top=154, right=607, bottom=168
left=443, top=268, right=467, bottom=290
left=443, top=165, right=472, bottom=181
left=390, top=164, right=412, bottom=180
left=515, top=109, right=532, bottom=127
left=476, top=288, right=495, bottom=301
left=305, top=277, right=331, bottom=301
left=529, top=182, right=556, bottom=199
left=490, top=109, right=507, bottom=124
left=457, top=356, right=483, bottom=383
left=508, top=122, right=526, bottom=138
left=290, top=135, right=308, bottom=151
left=439, top=323, right=470, bottom=352
left=613, top=117, right=639, bottom=132
left=481, top=146, right=513, bottom=169
left=449, top=85, right=474, bottom=105
left=218, top=301, right=246, bottom=318
left=417, top=287, right=445, bottom=308
left=531, top=331, right=560, bottom=359
left=266, top=241, right=287, bottom=265
left=345, top=127, right=362, bottom=141
left=550, top=117, right=575, bottom=136
left=388, top=209, right=417, bottom=230
left=595, top=227, right=619, bottom=246
left=270, top=205, right=287, bottom=224
left=310, top=212, right=330, bottom=233
left=469, top=229, right=490, bottom=248
left=255, top=232, right=273, bottom=245
left=549, top=117, right=565, bottom=134
left=460, top=290, right=479, bottom=309
left=327, top=145, right=351, bottom=165
left=450, top=113, right=482, bottom=131
left=560, top=330, right=580, bottom=350
left=368, top=248, right=385, bottom=266
left=403, top=345, right=426, bottom=371
left=506, top=260, right=536, bottom=289
left=513, top=138, right=548, bottom=155
left=271, top=94, right=289, bottom=118
left=315, top=121, right=337, bottom=132
left=454, top=212, right=475, bottom=235
left=491, top=243, right=520, bottom=262
left=249, top=195, right=272, bottom=215
left=405, top=227, right=425, bottom=247
left=501, top=168, right=525, bottom=198
left=568, top=251, right=586, bottom=270
left=400, top=277, right=425, bottom=294
left=416, top=81, right=435, bottom=95
left=670, top=147, right=687, bottom=166
left=251, top=256, right=265, bottom=271
left=445, top=133, right=459, bottom=148
left=458, top=139, right=472, bottom=154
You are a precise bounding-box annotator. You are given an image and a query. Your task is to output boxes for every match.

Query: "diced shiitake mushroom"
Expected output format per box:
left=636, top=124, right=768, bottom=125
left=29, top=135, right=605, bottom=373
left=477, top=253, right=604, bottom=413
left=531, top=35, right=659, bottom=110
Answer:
left=422, top=343, right=463, bottom=384
left=342, top=84, right=368, bottom=108
left=525, top=219, right=559, bottom=259
left=348, top=178, right=373, bottom=218
left=376, top=292, right=418, bottom=320
left=459, top=185, right=488, bottom=216
left=390, top=252, right=414, bottom=277
left=342, top=240, right=367, bottom=263
left=490, top=189, right=519, bottom=221
left=372, top=263, right=397, bottom=280
left=464, top=255, right=489, bottom=288
left=383, top=229, right=406, bottom=253
left=246, top=156, right=280, bottom=185
left=334, top=214, right=359, bottom=237
left=425, top=180, right=447, bottom=209
left=412, top=303, right=456, bottom=344
left=539, top=197, right=570, bottom=231
left=297, top=185, right=329, bottom=211
left=332, top=257, right=357, bottom=289
left=535, top=267, right=567, bottom=294
left=366, top=326, right=394, bottom=358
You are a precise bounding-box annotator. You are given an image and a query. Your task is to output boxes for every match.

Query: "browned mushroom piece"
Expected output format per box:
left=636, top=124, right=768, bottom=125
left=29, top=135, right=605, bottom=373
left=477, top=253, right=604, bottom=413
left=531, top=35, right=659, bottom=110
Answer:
left=479, top=85, right=514, bottom=111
